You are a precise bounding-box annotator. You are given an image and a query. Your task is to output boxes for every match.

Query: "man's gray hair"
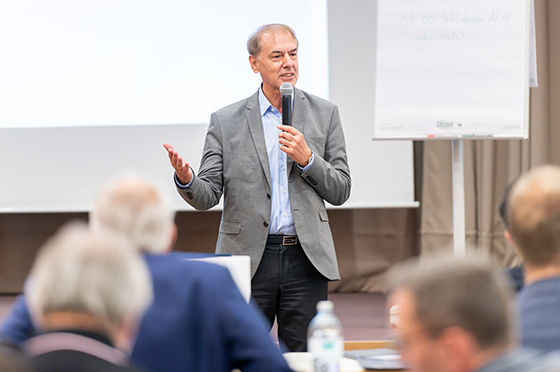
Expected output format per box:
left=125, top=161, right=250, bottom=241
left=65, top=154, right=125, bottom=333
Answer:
left=388, top=254, right=514, bottom=349
left=247, top=24, right=298, bottom=57
left=90, top=175, right=175, bottom=254
left=25, top=222, right=152, bottom=328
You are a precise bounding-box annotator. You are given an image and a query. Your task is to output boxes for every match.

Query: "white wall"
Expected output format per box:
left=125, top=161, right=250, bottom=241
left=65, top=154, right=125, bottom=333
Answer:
left=0, top=0, right=416, bottom=212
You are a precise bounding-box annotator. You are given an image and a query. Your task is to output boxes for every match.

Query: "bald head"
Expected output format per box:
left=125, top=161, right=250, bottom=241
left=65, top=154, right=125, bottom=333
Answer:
left=90, top=176, right=175, bottom=254
left=508, top=165, right=560, bottom=266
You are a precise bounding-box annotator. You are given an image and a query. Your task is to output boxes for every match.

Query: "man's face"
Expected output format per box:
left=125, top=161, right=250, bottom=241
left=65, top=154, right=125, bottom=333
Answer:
left=390, top=290, right=448, bottom=372
left=249, top=29, right=298, bottom=94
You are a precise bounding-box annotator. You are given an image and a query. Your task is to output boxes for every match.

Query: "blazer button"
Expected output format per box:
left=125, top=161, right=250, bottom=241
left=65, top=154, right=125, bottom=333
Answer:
left=263, top=221, right=269, bottom=227
left=266, top=193, right=271, bottom=199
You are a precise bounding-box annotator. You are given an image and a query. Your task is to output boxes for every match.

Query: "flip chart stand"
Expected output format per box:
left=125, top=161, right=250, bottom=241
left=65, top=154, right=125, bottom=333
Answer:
left=452, top=140, right=466, bottom=255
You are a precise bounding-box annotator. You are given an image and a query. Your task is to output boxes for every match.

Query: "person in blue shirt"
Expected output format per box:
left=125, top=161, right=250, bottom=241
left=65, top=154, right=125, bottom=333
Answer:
left=508, top=165, right=560, bottom=353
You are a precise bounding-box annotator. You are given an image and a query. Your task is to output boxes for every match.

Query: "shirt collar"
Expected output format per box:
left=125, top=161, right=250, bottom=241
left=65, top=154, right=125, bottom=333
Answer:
left=258, top=85, right=275, bottom=117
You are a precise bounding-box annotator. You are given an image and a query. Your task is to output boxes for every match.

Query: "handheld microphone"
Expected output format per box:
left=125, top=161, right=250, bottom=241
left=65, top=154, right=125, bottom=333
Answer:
left=280, top=82, right=293, bottom=126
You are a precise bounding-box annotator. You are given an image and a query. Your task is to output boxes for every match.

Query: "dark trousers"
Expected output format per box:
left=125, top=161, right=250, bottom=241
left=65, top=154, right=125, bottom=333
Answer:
left=251, top=238, right=328, bottom=352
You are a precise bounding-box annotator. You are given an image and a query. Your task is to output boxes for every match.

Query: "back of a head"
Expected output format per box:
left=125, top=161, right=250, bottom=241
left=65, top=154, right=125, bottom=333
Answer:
left=388, top=254, right=514, bottom=350
left=90, top=175, right=175, bottom=254
left=25, top=222, right=153, bottom=332
left=508, top=165, right=560, bottom=266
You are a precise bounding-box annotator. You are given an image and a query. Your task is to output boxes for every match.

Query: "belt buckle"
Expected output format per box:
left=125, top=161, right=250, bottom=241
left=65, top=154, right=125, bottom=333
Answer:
left=282, top=236, right=297, bottom=246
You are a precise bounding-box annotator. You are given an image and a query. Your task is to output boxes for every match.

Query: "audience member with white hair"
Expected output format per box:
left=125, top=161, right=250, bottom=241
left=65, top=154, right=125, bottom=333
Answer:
left=23, top=223, right=152, bottom=371
left=1, top=176, right=293, bottom=372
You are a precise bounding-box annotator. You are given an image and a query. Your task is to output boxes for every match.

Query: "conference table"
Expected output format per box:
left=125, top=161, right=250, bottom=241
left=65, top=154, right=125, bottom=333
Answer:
left=283, top=340, right=409, bottom=372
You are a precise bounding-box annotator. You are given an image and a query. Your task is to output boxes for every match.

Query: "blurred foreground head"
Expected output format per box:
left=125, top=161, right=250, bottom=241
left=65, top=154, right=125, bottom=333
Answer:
left=25, top=223, right=153, bottom=351
left=508, top=165, right=560, bottom=269
left=90, top=175, right=176, bottom=254
left=387, top=255, right=513, bottom=372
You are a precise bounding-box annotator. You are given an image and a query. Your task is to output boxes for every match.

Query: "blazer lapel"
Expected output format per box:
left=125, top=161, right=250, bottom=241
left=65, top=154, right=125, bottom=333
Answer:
left=287, top=88, right=308, bottom=171
left=245, top=91, right=271, bottom=187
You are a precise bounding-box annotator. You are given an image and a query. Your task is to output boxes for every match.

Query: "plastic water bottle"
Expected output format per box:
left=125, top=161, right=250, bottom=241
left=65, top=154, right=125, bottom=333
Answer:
left=307, top=300, right=344, bottom=372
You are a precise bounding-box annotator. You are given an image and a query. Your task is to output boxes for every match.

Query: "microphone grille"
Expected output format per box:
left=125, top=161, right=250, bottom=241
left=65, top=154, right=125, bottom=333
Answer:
left=279, top=82, right=293, bottom=96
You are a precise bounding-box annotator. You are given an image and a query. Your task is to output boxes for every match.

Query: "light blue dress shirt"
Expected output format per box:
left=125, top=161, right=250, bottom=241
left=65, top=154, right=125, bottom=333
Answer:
left=258, top=88, right=297, bottom=235
left=176, top=87, right=314, bottom=236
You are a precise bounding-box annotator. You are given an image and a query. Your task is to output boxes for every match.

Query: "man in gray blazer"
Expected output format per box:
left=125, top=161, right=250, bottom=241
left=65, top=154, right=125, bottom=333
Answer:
left=164, top=23, right=351, bottom=351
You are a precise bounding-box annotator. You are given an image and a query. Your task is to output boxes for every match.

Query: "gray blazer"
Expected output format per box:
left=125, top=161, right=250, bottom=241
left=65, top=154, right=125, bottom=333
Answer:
left=177, top=88, right=351, bottom=280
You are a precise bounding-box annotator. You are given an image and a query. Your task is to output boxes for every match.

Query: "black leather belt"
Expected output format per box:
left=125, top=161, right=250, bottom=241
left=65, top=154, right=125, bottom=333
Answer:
left=266, top=235, right=298, bottom=246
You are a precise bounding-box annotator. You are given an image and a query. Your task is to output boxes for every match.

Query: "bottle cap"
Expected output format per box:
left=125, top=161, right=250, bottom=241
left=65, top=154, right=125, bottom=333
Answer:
left=316, top=300, right=333, bottom=312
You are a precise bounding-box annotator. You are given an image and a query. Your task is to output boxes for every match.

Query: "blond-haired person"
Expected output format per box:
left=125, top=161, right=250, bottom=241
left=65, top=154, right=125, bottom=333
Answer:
left=508, top=165, right=560, bottom=352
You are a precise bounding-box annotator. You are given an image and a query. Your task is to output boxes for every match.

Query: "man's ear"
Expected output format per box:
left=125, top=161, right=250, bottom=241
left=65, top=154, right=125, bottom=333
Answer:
left=249, top=55, right=259, bottom=73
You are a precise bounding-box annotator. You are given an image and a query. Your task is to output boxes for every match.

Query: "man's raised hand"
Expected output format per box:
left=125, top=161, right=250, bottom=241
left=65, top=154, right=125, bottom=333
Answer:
left=163, top=143, right=193, bottom=185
